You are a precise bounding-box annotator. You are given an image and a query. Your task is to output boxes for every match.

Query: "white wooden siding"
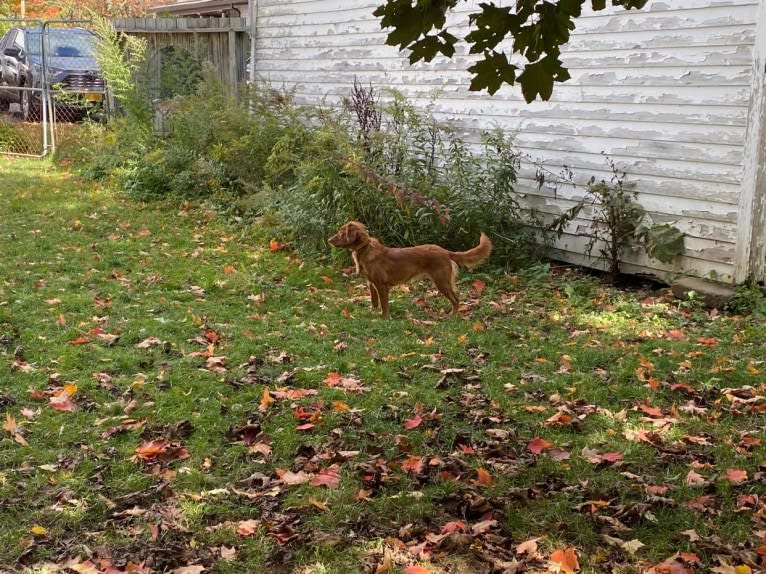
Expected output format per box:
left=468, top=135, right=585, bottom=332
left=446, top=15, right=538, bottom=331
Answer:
left=253, top=0, right=761, bottom=283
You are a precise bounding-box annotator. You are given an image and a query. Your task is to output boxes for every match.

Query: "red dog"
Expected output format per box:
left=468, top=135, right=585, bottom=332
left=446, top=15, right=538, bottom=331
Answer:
left=329, top=221, right=492, bottom=317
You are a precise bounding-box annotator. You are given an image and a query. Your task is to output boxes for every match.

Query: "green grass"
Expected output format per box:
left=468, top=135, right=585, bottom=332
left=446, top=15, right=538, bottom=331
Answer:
left=1, top=157, right=765, bottom=574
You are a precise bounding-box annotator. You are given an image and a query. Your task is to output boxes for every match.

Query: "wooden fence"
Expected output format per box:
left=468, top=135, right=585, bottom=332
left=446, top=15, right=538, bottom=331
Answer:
left=113, top=17, right=250, bottom=97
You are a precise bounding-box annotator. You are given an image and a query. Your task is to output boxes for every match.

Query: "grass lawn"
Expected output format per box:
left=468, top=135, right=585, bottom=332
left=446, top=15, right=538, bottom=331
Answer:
left=0, top=157, right=765, bottom=574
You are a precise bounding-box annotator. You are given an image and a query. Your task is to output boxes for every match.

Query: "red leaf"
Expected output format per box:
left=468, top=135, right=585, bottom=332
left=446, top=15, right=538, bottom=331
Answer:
left=404, top=566, right=431, bottom=574
left=696, top=337, right=717, bottom=346
left=471, top=279, right=486, bottom=295
left=404, top=415, right=423, bottom=430
left=666, top=329, right=686, bottom=340
left=638, top=402, right=664, bottom=418
left=600, top=452, right=623, bottom=463
left=68, top=336, right=91, bottom=345
left=440, top=520, right=467, bottom=534
left=527, top=437, right=553, bottom=455
left=310, top=466, right=342, bottom=489
left=49, top=391, right=76, bottom=412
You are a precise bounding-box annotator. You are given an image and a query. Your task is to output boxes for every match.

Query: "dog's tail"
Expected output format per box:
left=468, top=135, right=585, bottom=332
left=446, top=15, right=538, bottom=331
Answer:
left=449, top=232, right=492, bottom=269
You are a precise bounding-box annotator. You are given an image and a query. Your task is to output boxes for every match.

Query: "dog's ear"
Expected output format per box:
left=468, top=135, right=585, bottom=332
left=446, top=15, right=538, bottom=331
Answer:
left=344, top=224, right=358, bottom=244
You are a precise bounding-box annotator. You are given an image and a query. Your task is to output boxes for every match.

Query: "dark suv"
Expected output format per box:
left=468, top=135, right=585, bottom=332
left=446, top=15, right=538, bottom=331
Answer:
left=0, top=26, right=106, bottom=121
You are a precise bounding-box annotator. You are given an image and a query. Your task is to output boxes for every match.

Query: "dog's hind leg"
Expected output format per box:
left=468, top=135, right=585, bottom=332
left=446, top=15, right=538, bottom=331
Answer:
left=368, top=281, right=380, bottom=309
left=433, top=262, right=461, bottom=315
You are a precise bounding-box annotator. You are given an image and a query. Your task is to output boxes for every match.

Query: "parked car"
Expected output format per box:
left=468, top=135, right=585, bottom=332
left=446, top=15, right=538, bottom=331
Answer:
left=0, top=26, right=106, bottom=121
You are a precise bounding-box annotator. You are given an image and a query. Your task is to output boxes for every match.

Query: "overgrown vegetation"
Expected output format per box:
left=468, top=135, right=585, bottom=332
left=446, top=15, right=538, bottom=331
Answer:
left=64, top=64, right=567, bottom=268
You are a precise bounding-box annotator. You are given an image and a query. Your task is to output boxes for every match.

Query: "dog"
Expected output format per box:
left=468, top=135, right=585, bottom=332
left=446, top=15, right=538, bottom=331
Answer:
left=328, top=221, right=492, bottom=317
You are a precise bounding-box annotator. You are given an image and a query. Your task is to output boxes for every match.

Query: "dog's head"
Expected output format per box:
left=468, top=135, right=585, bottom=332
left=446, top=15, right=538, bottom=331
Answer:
left=328, top=221, right=369, bottom=249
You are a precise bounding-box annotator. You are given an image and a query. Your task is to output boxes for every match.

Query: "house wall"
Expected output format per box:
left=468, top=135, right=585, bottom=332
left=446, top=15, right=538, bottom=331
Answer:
left=252, top=0, right=760, bottom=282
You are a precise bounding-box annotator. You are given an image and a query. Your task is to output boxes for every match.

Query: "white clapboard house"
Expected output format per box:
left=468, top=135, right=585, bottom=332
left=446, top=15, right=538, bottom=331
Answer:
left=150, top=0, right=766, bottom=285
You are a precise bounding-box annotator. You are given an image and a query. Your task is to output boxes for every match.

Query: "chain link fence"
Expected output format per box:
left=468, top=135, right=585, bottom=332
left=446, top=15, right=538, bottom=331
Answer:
left=0, top=19, right=108, bottom=157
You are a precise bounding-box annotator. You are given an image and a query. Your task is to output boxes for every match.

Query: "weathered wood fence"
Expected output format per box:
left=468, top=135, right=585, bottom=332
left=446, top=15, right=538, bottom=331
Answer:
left=113, top=17, right=250, bottom=97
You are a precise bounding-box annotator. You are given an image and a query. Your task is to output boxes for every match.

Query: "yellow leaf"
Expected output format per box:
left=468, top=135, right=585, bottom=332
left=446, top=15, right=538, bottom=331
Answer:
left=30, top=525, right=47, bottom=536
left=63, top=383, right=78, bottom=396
left=3, top=413, right=17, bottom=433
left=309, top=497, right=330, bottom=512
left=735, top=566, right=752, bottom=574
left=258, top=387, right=275, bottom=412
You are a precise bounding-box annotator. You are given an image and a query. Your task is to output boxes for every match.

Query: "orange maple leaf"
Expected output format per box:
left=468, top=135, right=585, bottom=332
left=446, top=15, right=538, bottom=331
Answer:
left=134, top=438, right=170, bottom=461
left=474, top=467, right=495, bottom=487
left=401, top=455, right=424, bottom=475
left=550, top=546, right=580, bottom=573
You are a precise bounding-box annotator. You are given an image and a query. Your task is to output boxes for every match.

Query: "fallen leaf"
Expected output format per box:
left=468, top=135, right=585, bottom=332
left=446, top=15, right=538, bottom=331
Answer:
left=440, top=521, right=467, bottom=534
left=404, top=415, right=423, bottom=430
left=516, top=536, right=542, bottom=555
left=49, top=390, right=76, bottom=412
left=550, top=546, right=580, bottom=573
left=258, top=387, right=275, bottom=412
left=219, top=546, right=236, bottom=562
left=474, top=467, right=494, bottom=487
left=401, top=455, right=425, bottom=475
left=236, top=519, right=261, bottom=537
left=310, top=466, right=342, bottom=489
left=276, top=468, right=312, bottom=485
left=684, top=470, right=706, bottom=486
left=722, top=468, right=748, bottom=484
left=527, top=437, right=554, bottom=455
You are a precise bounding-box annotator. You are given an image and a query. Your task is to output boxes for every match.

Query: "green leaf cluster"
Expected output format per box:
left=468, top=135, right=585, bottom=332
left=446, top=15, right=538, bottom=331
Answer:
left=374, top=0, right=648, bottom=101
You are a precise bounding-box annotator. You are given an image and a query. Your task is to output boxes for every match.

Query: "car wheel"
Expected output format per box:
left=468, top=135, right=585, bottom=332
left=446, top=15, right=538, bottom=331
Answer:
left=21, top=87, right=41, bottom=122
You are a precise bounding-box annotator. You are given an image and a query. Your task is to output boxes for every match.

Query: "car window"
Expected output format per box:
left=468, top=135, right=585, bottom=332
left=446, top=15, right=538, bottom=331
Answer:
left=23, top=29, right=96, bottom=58
left=12, top=29, right=25, bottom=52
